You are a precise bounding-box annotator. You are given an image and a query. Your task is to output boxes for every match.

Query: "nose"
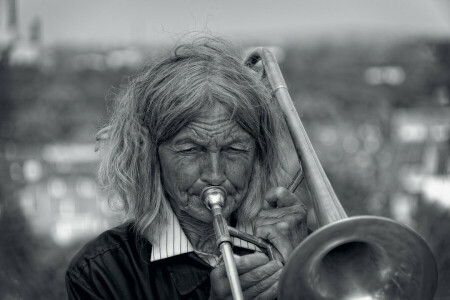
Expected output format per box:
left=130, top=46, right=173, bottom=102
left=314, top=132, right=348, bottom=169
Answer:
left=201, top=151, right=226, bottom=186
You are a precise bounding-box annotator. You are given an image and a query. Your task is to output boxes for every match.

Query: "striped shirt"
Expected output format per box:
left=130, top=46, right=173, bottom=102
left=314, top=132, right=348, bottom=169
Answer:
left=150, top=208, right=258, bottom=267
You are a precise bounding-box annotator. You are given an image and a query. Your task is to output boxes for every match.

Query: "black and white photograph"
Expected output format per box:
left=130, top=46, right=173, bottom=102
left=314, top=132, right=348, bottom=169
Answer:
left=0, top=0, right=449, bottom=299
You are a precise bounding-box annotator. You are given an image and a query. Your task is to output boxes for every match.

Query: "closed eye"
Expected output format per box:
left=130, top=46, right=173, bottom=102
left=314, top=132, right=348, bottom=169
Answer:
left=223, top=146, right=249, bottom=154
left=177, top=146, right=204, bottom=154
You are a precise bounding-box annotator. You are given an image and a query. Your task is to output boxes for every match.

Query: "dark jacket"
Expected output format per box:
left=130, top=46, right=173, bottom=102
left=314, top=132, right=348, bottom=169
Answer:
left=66, top=223, right=213, bottom=299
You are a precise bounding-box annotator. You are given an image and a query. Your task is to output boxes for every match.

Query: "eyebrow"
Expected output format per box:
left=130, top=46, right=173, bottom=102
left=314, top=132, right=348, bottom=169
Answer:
left=172, top=135, right=253, bottom=147
left=172, top=137, right=200, bottom=146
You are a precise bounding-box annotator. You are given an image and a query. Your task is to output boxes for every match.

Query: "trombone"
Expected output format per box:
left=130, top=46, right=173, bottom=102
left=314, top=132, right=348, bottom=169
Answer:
left=202, top=48, right=438, bottom=300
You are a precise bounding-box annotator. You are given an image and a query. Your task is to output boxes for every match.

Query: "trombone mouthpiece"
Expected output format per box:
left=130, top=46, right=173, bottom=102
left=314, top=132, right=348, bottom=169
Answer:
left=200, top=186, right=226, bottom=209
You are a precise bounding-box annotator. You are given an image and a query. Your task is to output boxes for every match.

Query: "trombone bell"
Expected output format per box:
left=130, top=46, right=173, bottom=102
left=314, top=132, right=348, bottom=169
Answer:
left=278, top=217, right=437, bottom=299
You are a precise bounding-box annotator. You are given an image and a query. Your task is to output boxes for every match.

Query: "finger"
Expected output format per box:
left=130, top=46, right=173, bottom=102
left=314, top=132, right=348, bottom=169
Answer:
left=210, top=253, right=272, bottom=299
left=256, top=220, right=309, bottom=260
left=211, top=252, right=269, bottom=279
left=255, top=223, right=294, bottom=261
left=210, top=264, right=229, bottom=298
left=257, top=205, right=306, bottom=222
left=239, top=260, right=283, bottom=290
left=211, top=261, right=226, bottom=279
left=254, top=281, right=279, bottom=300
left=242, top=267, right=282, bottom=299
left=265, top=187, right=298, bottom=208
left=234, top=252, right=269, bottom=274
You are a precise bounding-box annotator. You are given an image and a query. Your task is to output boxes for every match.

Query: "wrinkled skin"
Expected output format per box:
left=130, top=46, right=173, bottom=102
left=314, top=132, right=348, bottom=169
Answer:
left=159, top=104, right=308, bottom=299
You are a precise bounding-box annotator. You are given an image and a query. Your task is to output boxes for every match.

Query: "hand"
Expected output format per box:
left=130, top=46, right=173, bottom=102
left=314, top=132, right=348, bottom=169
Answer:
left=254, top=187, right=308, bottom=262
left=210, top=252, right=283, bottom=300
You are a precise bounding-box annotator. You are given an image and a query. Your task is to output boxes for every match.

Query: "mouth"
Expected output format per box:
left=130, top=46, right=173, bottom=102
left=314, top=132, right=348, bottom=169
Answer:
left=200, top=186, right=227, bottom=209
left=188, top=192, right=237, bottom=211
left=186, top=185, right=240, bottom=216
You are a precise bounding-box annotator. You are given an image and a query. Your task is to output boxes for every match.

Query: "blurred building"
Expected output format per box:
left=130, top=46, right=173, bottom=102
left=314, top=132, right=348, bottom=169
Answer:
left=0, top=0, right=18, bottom=62
left=390, top=108, right=450, bottom=225
left=0, top=0, right=42, bottom=66
left=9, top=143, right=122, bottom=246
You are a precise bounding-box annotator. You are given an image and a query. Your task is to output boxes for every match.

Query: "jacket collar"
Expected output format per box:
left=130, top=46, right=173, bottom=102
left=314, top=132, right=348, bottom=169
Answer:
left=165, top=253, right=212, bottom=295
left=150, top=207, right=258, bottom=265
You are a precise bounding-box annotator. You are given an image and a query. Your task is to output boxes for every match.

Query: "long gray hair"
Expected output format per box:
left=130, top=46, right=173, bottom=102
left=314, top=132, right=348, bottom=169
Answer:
left=96, top=37, right=292, bottom=243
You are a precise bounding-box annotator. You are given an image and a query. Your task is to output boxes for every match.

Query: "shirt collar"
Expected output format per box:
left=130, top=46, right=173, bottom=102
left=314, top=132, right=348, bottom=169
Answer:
left=150, top=207, right=258, bottom=266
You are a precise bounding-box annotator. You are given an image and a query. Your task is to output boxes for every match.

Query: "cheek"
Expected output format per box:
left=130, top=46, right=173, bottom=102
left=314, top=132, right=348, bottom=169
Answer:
left=159, top=152, right=200, bottom=198
left=226, top=155, right=255, bottom=190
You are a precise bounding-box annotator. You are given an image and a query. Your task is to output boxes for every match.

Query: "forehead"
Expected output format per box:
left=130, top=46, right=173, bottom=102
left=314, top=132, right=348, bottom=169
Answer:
left=171, top=104, right=252, bottom=143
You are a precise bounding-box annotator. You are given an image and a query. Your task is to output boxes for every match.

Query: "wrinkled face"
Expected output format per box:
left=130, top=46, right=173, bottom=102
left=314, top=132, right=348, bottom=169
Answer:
left=158, top=104, right=256, bottom=224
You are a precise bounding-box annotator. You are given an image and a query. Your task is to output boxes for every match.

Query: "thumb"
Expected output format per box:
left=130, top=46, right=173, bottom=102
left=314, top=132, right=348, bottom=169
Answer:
left=254, top=222, right=293, bottom=262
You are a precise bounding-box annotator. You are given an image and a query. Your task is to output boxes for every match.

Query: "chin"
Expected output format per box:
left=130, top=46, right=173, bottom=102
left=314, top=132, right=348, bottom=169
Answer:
left=185, top=195, right=239, bottom=223
left=188, top=206, right=215, bottom=224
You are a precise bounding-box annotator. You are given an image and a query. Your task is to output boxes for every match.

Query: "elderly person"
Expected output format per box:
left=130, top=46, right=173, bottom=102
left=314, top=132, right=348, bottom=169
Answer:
left=66, top=37, right=308, bottom=300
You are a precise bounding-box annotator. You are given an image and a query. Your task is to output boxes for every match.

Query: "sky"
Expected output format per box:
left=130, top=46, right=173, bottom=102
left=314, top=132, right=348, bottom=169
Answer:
left=16, top=0, right=450, bottom=46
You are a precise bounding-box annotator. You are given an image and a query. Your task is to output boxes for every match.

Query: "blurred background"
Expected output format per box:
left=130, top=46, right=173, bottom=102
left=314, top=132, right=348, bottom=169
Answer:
left=0, top=0, right=449, bottom=299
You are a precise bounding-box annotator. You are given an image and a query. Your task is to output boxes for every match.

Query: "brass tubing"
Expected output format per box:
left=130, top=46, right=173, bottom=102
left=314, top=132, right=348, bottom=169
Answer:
left=286, top=167, right=304, bottom=193
left=228, top=226, right=275, bottom=261
left=221, top=243, right=243, bottom=300
left=245, top=48, right=346, bottom=226
left=201, top=187, right=244, bottom=300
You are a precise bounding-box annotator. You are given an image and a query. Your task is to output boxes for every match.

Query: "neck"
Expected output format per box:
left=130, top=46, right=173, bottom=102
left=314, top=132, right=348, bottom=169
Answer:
left=178, top=214, right=218, bottom=254
left=169, top=206, right=218, bottom=254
